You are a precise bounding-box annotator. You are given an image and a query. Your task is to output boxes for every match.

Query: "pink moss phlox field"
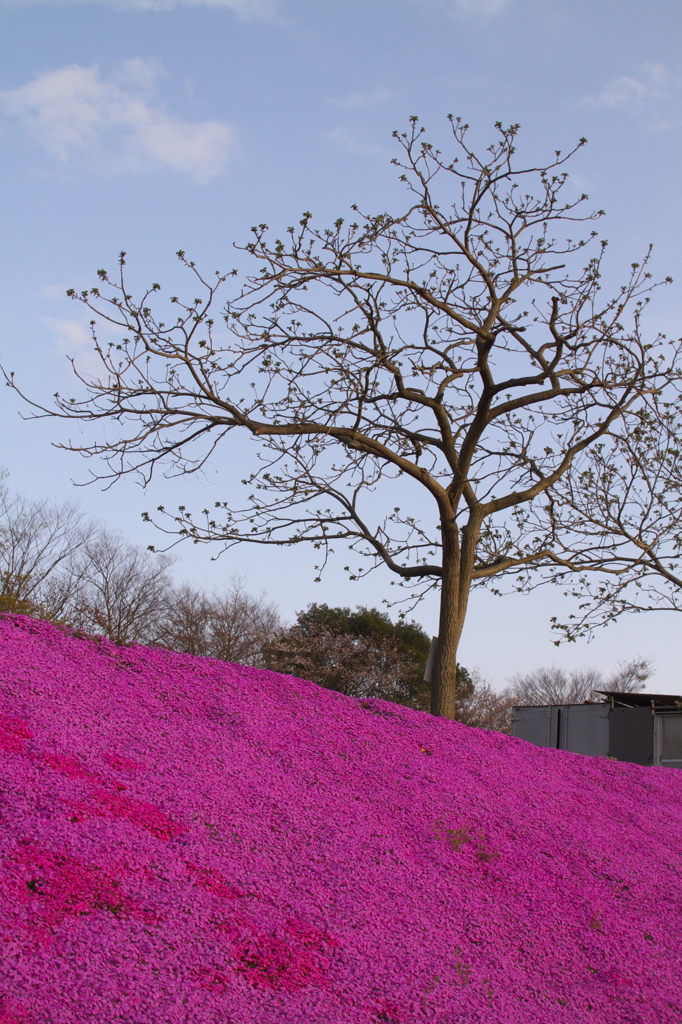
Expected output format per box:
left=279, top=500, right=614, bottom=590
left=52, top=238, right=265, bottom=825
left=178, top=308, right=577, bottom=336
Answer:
left=0, top=614, right=681, bottom=1023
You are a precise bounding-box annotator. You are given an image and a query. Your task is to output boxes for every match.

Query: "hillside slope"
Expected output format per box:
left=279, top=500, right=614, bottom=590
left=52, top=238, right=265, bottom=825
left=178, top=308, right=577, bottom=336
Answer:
left=0, top=614, right=680, bottom=1024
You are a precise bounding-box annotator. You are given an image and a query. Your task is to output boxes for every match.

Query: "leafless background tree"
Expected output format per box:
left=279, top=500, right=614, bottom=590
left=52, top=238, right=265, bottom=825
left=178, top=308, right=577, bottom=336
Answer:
left=504, top=656, right=652, bottom=707
left=0, top=474, right=659, bottom=735
left=458, top=656, right=654, bottom=735
left=157, top=577, right=280, bottom=665
left=5, top=119, right=679, bottom=720
left=0, top=473, right=91, bottom=620
left=66, top=531, right=175, bottom=646
left=456, top=670, right=517, bottom=733
left=0, top=475, right=279, bottom=658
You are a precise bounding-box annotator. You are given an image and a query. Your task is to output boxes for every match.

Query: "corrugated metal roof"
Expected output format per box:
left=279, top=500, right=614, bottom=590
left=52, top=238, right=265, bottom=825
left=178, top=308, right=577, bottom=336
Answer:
left=595, top=690, right=682, bottom=708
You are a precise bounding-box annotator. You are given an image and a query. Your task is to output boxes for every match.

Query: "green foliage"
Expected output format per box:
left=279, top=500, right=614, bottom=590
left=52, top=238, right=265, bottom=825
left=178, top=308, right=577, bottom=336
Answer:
left=297, top=603, right=429, bottom=654
left=0, top=572, right=64, bottom=624
left=0, top=572, right=40, bottom=618
left=0, top=594, right=37, bottom=617
left=293, top=604, right=473, bottom=711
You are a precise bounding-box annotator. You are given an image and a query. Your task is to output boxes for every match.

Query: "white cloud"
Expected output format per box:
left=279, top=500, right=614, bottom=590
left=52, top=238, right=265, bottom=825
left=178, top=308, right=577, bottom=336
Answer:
left=0, top=59, right=234, bottom=181
left=585, top=64, right=682, bottom=130
left=45, top=317, right=105, bottom=378
left=47, top=317, right=93, bottom=355
left=0, top=0, right=277, bottom=13
left=41, top=284, right=71, bottom=301
left=47, top=314, right=138, bottom=380
left=568, top=172, right=595, bottom=196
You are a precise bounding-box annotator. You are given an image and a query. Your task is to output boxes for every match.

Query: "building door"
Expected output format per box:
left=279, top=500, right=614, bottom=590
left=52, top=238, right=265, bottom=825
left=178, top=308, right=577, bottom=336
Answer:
left=653, top=713, right=682, bottom=769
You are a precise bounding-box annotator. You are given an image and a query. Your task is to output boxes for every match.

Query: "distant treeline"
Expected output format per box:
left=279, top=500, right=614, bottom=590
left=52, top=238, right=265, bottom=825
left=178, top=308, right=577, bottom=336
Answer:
left=0, top=476, right=651, bottom=732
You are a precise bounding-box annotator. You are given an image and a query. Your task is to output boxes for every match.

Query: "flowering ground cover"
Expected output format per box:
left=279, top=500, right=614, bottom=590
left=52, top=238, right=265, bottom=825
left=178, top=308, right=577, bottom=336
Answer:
left=0, top=614, right=681, bottom=1023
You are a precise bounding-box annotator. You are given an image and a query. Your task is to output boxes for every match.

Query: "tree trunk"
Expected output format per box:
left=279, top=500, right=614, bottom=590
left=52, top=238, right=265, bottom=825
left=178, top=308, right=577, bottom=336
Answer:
left=430, top=517, right=479, bottom=720
left=430, top=524, right=465, bottom=719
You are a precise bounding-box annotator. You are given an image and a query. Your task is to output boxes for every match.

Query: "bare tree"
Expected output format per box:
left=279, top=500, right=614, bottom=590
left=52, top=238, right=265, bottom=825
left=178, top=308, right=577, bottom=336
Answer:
left=456, top=669, right=516, bottom=733
left=6, top=118, right=680, bottom=719
left=158, top=577, right=280, bottom=665
left=0, top=474, right=276, bottom=656
left=529, top=406, right=682, bottom=640
left=504, top=656, right=652, bottom=707
left=155, top=581, right=209, bottom=656
left=67, top=530, right=175, bottom=645
left=0, top=474, right=92, bottom=620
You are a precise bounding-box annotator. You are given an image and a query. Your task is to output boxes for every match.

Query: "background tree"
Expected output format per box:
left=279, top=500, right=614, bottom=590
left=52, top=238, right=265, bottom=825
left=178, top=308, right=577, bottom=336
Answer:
left=454, top=669, right=515, bottom=733
left=503, top=656, right=652, bottom=707
left=267, top=621, right=412, bottom=703
left=0, top=475, right=280, bottom=656
left=267, top=602, right=476, bottom=710
left=461, top=657, right=654, bottom=736
left=66, top=530, right=175, bottom=646
left=157, top=577, right=280, bottom=665
left=7, top=118, right=679, bottom=719
left=300, top=603, right=431, bottom=705
left=267, top=603, right=422, bottom=705
left=0, top=474, right=91, bottom=620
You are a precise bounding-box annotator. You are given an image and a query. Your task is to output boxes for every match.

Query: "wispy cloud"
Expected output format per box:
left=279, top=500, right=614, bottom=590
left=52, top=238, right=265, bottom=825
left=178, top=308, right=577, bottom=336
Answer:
left=325, top=127, right=389, bottom=158
left=327, top=88, right=394, bottom=112
left=0, top=59, right=234, bottom=182
left=45, top=317, right=105, bottom=378
left=0, top=0, right=277, bottom=13
left=449, top=0, right=510, bottom=13
left=47, top=317, right=93, bottom=354
left=418, top=0, right=510, bottom=18
left=585, top=63, right=682, bottom=130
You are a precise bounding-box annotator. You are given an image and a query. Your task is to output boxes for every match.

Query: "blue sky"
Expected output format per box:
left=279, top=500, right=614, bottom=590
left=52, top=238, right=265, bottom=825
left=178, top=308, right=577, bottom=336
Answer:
left=1, top=0, right=681, bottom=689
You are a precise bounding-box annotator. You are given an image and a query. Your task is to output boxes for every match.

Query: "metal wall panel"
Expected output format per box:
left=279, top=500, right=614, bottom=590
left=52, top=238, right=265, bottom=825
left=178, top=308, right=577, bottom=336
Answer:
left=511, top=702, right=682, bottom=767
left=558, top=704, right=610, bottom=757
left=511, top=706, right=559, bottom=748
left=608, top=707, right=653, bottom=765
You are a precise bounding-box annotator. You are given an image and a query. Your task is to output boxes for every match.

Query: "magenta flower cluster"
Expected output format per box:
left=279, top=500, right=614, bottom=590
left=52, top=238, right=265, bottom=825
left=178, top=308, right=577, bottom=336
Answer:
left=0, top=613, right=681, bottom=1023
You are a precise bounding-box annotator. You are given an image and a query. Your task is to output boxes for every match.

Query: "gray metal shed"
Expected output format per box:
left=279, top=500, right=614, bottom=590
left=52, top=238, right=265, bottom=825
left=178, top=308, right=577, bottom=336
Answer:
left=511, top=691, right=682, bottom=767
